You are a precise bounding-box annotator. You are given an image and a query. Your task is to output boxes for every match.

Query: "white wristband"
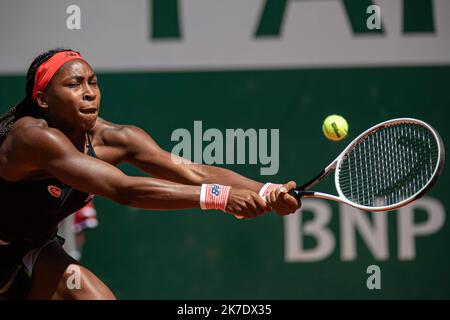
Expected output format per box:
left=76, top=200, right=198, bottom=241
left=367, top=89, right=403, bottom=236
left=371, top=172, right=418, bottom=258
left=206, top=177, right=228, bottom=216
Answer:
left=259, top=183, right=283, bottom=198
left=200, top=184, right=208, bottom=210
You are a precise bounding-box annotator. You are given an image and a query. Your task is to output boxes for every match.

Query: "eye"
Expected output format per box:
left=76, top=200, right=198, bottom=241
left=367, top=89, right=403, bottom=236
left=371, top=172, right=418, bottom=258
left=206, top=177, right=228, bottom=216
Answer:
left=89, top=80, right=98, bottom=86
left=67, top=82, right=80, bottom=88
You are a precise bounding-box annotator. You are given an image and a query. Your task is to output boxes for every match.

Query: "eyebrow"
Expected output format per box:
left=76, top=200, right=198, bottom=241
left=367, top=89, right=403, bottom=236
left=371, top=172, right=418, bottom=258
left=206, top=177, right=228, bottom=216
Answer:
left=63, top=74, right=97, bottom=81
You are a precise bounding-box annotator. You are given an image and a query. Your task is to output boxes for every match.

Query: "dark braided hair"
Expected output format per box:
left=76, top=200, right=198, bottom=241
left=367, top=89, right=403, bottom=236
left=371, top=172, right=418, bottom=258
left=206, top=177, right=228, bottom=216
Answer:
left=0, top=48, right=77, bottom=142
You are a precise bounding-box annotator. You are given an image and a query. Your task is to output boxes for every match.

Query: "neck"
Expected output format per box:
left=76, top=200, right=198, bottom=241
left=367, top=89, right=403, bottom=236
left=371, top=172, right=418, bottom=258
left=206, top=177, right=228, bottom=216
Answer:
left=42, top=114, right=89, bottom=152
left=46, top=119, right=87, bottom=151
left=64, top=131, right=87, bottom=152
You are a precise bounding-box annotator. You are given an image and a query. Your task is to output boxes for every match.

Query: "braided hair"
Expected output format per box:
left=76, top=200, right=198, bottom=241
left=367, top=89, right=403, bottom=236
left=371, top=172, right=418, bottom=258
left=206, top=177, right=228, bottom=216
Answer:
left=0, top=48, right=76, bottom=142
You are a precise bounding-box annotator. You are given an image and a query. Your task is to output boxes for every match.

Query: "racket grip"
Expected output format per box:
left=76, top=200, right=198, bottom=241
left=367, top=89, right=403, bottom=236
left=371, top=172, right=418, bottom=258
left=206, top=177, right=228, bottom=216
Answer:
left=288, top=188, right=302, bottom=199
left=288, top=188, right=314, bottom=199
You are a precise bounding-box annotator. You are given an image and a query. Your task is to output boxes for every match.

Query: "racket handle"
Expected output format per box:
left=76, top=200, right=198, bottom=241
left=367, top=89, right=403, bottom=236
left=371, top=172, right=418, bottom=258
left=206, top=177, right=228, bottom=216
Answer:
left=288, top=188, right=314, bottom=199
left=288, top=188, right=302, bottom=199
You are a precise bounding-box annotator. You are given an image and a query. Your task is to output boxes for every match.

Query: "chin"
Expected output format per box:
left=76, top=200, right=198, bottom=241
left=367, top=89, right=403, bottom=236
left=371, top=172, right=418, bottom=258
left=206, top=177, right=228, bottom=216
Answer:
left=81, top=117, right=98, bottom=131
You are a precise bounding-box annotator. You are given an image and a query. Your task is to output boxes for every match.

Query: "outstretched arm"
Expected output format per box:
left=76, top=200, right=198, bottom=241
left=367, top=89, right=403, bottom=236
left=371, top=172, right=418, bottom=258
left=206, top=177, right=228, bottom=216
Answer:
left=1, top=124, right=267, bottom=218
left=118, top=125, right=263, bottom=191
left=117, top=125, right=300, bottom=215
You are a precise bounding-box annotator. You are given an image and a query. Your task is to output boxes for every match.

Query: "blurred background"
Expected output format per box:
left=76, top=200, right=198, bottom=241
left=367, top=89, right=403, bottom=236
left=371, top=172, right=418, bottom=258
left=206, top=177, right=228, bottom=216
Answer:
left=0, top=0, right=449, bottom=299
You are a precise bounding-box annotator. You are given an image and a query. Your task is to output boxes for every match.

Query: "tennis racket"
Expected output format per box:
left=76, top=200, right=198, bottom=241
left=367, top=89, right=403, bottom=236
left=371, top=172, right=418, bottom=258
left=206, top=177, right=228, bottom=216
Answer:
left=288, top=118, right=445, bottom=212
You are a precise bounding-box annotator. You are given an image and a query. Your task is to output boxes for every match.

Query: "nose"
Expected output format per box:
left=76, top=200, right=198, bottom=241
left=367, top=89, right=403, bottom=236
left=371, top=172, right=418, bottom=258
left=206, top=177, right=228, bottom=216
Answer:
left=82, top=83, right=96, bottom=102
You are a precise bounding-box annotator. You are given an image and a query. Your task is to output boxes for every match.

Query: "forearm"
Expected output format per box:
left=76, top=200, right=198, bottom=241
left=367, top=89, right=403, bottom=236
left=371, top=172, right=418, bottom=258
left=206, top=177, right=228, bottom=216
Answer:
left=118, top=176, right=201, bottom=210
left=195, top=164, right=264, bottom=193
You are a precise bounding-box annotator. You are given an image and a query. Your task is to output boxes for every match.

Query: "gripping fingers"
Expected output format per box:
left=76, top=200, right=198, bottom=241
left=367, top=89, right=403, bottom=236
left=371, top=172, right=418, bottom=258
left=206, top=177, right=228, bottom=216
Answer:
left=233, top=195, right=267, bottom=219
left=270, top=188, right=295, bottom=215
left=283, top=192, right=300, bottom=212
left=254, top=195, right=268, bottom=215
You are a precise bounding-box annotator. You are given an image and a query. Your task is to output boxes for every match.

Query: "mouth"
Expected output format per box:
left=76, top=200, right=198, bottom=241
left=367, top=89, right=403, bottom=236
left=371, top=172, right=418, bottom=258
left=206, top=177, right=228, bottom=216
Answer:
left=79, top=107, right=98, bottom=115
left=79, top=107, right=98, bottom=124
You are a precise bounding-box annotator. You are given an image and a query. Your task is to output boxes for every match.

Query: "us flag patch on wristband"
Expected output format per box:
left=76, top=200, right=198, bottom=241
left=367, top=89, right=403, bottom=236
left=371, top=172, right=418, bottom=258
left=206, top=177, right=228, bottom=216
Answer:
left=200, top=184, right=231, bottom=211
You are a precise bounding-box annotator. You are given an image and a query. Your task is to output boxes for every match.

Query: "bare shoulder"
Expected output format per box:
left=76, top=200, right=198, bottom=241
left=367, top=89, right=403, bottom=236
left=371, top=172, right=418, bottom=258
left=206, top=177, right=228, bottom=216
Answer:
left=90, top=118, right=160, bottom=163
left=10, top=117, right=69, bottom=151
left=92, top=117, right=151, bottom=148
left=12, top=116, right=48, bottom=131
left=6, top=116, right=50, bottom=149
left=0, top=117, right=74, bottom=180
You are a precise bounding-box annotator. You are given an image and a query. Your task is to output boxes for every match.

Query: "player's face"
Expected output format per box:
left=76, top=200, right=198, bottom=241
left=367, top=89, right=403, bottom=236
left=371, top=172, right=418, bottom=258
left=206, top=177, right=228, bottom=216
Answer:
left=42, top=59, right=101, bottom=132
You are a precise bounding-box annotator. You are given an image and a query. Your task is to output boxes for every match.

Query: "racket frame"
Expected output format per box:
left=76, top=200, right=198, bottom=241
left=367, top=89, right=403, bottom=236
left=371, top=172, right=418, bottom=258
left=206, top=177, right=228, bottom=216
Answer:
left=292, top=118, right=445, bottom=212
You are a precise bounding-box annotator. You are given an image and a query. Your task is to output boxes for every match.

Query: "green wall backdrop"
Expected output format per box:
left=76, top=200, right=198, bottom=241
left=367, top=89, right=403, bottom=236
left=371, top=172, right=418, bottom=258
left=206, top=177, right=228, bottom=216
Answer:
left=1, top=66, right=448, bottom=299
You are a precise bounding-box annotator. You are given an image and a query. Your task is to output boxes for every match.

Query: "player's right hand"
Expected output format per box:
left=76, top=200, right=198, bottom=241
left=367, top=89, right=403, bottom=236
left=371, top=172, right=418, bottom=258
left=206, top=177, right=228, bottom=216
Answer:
left=225, top=188, right=268, bottom=218
left=266, top=181, right=301, bottom=216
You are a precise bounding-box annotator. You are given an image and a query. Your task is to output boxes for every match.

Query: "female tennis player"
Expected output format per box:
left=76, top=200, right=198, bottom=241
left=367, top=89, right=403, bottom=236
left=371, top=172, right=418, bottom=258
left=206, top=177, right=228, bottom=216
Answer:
left=0, top=48, right=300, bottom=300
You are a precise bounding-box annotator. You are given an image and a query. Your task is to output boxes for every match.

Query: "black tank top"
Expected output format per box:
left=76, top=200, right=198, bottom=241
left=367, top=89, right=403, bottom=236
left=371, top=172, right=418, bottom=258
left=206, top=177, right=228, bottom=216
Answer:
left=0, top=133, right=97, bottom=243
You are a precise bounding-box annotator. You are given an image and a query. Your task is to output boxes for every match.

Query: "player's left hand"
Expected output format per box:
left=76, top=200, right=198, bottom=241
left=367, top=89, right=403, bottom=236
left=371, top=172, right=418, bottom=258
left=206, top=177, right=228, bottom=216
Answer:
left=265, top=181, right=301, bottom=215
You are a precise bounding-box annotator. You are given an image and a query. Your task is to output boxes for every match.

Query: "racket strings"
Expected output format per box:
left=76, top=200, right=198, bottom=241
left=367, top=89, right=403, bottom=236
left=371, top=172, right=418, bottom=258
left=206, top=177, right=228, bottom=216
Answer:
left=338, top=123, right=439, bottom=207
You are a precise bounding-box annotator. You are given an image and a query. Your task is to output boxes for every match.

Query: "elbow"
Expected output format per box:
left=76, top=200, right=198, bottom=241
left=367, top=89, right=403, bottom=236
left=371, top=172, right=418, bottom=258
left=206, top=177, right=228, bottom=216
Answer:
left=115, top=193, right=133, bottom=206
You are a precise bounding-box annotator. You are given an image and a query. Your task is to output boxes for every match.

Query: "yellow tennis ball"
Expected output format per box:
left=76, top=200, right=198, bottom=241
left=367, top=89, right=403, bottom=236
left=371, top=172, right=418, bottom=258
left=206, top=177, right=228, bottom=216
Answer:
left=322, top=115, right=349, bottom=141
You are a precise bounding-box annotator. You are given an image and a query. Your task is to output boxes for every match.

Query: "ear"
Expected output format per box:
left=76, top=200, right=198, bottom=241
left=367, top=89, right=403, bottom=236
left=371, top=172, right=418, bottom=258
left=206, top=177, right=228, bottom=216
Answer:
left=35, top=92, right=49, bottom=109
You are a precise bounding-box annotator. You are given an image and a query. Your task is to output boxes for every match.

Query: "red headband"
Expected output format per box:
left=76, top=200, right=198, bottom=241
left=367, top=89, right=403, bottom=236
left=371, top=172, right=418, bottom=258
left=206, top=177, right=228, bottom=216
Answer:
left=32, top=51, right=86, bottom=101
